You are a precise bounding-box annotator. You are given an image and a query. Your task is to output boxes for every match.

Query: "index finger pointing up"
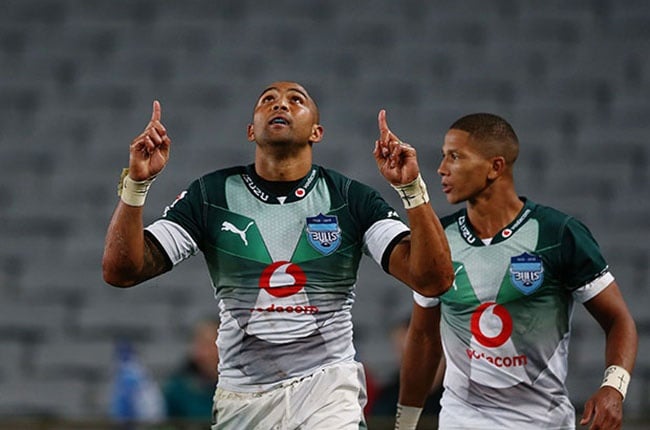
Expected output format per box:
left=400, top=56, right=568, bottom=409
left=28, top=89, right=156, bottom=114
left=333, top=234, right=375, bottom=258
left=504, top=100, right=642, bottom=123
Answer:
left=378, top=109, right=390, bottom=143
left=151, top=100, right=162, bottom=122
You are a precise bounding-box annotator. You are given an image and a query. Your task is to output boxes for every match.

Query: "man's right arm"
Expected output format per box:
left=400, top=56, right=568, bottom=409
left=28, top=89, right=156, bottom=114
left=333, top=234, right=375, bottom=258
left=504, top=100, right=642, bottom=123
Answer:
left=394, top=302, right=443, bottom=430
left=399, top=302, right=442, bottom=407
left=102, top=100, right=172, bottom=288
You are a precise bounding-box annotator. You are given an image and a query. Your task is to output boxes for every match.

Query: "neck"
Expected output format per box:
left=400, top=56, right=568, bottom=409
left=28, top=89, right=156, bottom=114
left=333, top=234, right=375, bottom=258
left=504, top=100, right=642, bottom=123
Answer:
left=466, top=186, right=523, bottom=239
left=254, top=144, right=313, bottom=181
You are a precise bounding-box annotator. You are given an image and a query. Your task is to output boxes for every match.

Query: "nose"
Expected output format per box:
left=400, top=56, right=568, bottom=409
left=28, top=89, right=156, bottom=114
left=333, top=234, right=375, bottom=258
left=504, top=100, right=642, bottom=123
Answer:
left=272, top=98, right=289, bottom=111
left=437, top=158, right=447, bottom=177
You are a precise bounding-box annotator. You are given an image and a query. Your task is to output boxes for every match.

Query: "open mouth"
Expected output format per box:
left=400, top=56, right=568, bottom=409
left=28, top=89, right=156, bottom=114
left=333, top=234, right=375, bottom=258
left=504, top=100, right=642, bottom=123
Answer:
left=269, top=117, right=289, bottom=125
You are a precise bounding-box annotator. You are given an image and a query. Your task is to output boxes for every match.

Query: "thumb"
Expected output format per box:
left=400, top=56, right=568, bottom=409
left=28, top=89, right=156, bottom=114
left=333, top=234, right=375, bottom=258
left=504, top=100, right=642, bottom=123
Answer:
left=151, top=100, right=161, bottom=122
left=580, top=401, right=594, bottom=425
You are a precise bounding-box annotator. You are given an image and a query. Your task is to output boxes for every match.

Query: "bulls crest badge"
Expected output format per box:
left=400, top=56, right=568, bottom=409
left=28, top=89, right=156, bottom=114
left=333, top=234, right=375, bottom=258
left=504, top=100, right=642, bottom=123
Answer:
left=305, top=213, right=341, bottom=255
left=509, top=252, right=544, bottom=295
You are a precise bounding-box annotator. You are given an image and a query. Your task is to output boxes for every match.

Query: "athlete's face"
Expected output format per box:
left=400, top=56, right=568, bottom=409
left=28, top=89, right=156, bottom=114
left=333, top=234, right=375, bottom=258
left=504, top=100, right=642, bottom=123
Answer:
left=438, top=129, right=495, bottom=204
left=247, top=81, right=323, bottom=147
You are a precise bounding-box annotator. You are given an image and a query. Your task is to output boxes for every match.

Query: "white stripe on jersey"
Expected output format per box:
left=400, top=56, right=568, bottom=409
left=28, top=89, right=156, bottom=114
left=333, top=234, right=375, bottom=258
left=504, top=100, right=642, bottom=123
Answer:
left=572, top=270, right=614, bottom=303
left=145, top=219, right=199, bottom=265
left=413, top=291, right=441, bottom=308
left=362, top=218, right=410, bottom=266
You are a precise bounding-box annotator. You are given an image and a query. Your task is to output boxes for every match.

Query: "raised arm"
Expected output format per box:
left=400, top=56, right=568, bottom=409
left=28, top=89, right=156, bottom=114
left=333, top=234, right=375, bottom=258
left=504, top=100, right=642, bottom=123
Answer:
left=579, top=281, right=638, bottom=430
left=102, top=101, right=173, bottom=287
left=374, top=110, right=454, bottom=297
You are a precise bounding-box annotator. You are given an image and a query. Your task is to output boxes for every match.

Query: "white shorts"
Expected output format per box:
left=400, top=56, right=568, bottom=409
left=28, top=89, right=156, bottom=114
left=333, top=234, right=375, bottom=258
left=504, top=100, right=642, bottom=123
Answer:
left=212, top=360, right=368, bottom=430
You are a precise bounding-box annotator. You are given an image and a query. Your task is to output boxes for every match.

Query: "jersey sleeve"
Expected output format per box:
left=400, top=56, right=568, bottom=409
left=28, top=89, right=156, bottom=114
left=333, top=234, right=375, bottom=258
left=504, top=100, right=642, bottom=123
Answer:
left=559, top=216, right=610, bottom=292
left=346, top=179, right=410, bottom=270
left=145, top=179, right=204, bottom=265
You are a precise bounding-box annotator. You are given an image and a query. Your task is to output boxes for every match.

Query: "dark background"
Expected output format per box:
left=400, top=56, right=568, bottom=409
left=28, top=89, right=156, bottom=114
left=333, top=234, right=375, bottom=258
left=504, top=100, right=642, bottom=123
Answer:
left=0, top=0, right=648, bottom=427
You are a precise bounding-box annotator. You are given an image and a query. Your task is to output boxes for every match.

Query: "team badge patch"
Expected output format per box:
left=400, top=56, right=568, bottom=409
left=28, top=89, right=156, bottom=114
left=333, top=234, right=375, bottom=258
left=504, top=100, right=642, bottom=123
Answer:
left=305, top=213, right=341, bottom=255
left=509, top=252, right=544, bottom=295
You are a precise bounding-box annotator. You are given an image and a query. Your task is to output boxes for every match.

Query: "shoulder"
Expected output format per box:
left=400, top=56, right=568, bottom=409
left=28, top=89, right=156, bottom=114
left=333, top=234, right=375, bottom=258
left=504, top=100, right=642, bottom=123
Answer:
left=527, top=199, right=572, bottom=226
left=317, top=165, right=381, bottom=198
left=318, top=165, right=354, bottom=187
left=526, top=199, right=591, bottom=236
left=526, top=198, right=602, bottom=252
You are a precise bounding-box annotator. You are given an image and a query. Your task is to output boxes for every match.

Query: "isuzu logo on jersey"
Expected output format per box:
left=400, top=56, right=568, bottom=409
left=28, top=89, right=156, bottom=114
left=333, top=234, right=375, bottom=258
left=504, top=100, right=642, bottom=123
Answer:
left=305, top=213, right=341, bottom=255
left=242, top=173, right=269, bottom=202
left=509, top=252, right=544, bottom=295
left=457, top=215, right=477, bottom=244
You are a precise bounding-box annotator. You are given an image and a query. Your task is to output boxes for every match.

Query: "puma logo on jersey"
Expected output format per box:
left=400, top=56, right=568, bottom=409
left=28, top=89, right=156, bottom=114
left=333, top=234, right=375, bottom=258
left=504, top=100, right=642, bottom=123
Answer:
left=221, top=221, right=254, bottom=246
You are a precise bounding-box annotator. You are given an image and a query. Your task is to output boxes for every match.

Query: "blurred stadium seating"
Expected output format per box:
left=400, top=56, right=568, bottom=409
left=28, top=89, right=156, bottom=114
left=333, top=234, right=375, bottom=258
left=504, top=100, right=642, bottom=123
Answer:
left=0, top=0, right=648, bottom=426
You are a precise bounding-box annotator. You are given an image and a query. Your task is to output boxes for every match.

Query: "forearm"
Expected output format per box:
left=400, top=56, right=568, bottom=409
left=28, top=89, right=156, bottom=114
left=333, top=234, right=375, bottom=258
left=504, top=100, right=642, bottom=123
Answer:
left=586, top=282, right=638, bottom=373
left=399, top=305, right=443, bottom=407
left=604, top=312, right=638, bottom=373
left=584, top=282, right=638, bottom=403
left=579, top=308, right=637, bottom=427
left=399, top=330, right=441, bottom=406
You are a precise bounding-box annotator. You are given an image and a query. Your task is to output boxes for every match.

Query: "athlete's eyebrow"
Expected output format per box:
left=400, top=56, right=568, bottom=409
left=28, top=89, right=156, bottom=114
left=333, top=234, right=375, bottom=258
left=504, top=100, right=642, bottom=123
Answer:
left=259, top=86, right=310, bottom=101
left=287, top=88, right=309, bottom=100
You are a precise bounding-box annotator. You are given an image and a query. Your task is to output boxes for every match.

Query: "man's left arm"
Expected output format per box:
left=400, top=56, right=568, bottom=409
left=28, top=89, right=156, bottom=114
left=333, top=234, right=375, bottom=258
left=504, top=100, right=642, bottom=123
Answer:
left=580, top=280, right=638, bottom=430
left=373, top=109, right=454, bottom=297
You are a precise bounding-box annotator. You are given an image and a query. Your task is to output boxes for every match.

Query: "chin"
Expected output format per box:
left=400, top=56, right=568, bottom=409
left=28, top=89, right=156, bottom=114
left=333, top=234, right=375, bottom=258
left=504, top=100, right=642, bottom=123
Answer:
left=445, top=194, right=459, bottom=205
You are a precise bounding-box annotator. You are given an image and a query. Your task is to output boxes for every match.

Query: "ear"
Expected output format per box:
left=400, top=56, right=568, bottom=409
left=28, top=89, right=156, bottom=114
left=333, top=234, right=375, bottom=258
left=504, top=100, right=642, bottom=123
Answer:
left=487, top=156, right=506, bottom=180
left=247, top=123, right=255, bottom=142
left=309, top=124, right=324, bottom=144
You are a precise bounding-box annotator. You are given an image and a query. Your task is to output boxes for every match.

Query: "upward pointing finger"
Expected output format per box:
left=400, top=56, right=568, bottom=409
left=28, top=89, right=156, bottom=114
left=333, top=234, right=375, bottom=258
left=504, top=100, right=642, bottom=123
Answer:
left=378, top=109, right=390, bottom=143
left=151, top=100, right=162, bottom=122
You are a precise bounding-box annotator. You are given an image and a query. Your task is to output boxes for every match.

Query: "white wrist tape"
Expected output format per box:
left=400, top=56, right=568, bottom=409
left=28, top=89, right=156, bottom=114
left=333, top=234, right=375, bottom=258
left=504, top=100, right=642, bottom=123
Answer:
left=118, top=168, right=156, bottom=207
left=391, top=173, right=429, bottom=209
left=601, top=365, right=630, bottom=401
left=394, top=404, right=422, bottom=430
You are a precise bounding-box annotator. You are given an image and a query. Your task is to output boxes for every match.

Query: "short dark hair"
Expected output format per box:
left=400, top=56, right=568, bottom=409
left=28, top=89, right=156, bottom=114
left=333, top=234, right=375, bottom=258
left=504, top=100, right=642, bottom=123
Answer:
left=450, top=113, right=519, bottom=164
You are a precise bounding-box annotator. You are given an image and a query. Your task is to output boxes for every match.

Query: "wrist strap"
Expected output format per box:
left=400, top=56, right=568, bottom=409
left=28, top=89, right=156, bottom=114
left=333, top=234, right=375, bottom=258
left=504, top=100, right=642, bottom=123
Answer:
left=117, top=168, right=156, bottom=207
left=601, top=365, right=630, bottom=401
left=394, top=404, right=422, bottom=430
left=391, top=173, right=429, bottom=209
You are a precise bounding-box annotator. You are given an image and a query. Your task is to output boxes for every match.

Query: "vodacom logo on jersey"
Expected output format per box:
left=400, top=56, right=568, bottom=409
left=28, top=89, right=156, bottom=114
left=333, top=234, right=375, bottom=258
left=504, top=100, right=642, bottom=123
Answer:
left=470, top=302, right=513, bottom=347
left=251, top=261, right=319, bottom=314
left=247, top=261, right=319, bottom=343
left=467, top=301, right=528, bottom=370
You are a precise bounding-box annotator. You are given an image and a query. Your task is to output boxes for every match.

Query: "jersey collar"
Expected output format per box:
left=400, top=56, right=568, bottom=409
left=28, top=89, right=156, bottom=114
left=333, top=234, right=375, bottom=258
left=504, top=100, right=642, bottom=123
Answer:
left=456, top=198, right=535, bottom=246
left=241, top=164, right=320, bottom=205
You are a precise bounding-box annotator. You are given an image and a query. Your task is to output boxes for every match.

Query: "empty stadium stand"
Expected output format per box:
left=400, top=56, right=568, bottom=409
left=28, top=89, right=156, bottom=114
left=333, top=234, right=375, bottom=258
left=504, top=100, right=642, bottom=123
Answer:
left=0, top=0, right=648, bottom=426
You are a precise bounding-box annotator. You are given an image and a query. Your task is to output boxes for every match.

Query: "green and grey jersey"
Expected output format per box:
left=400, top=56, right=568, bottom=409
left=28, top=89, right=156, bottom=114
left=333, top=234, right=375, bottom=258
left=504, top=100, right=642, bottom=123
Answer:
left=414, top=198, right=613, bottom=429
left=146, top=164, right=409, bottom=392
